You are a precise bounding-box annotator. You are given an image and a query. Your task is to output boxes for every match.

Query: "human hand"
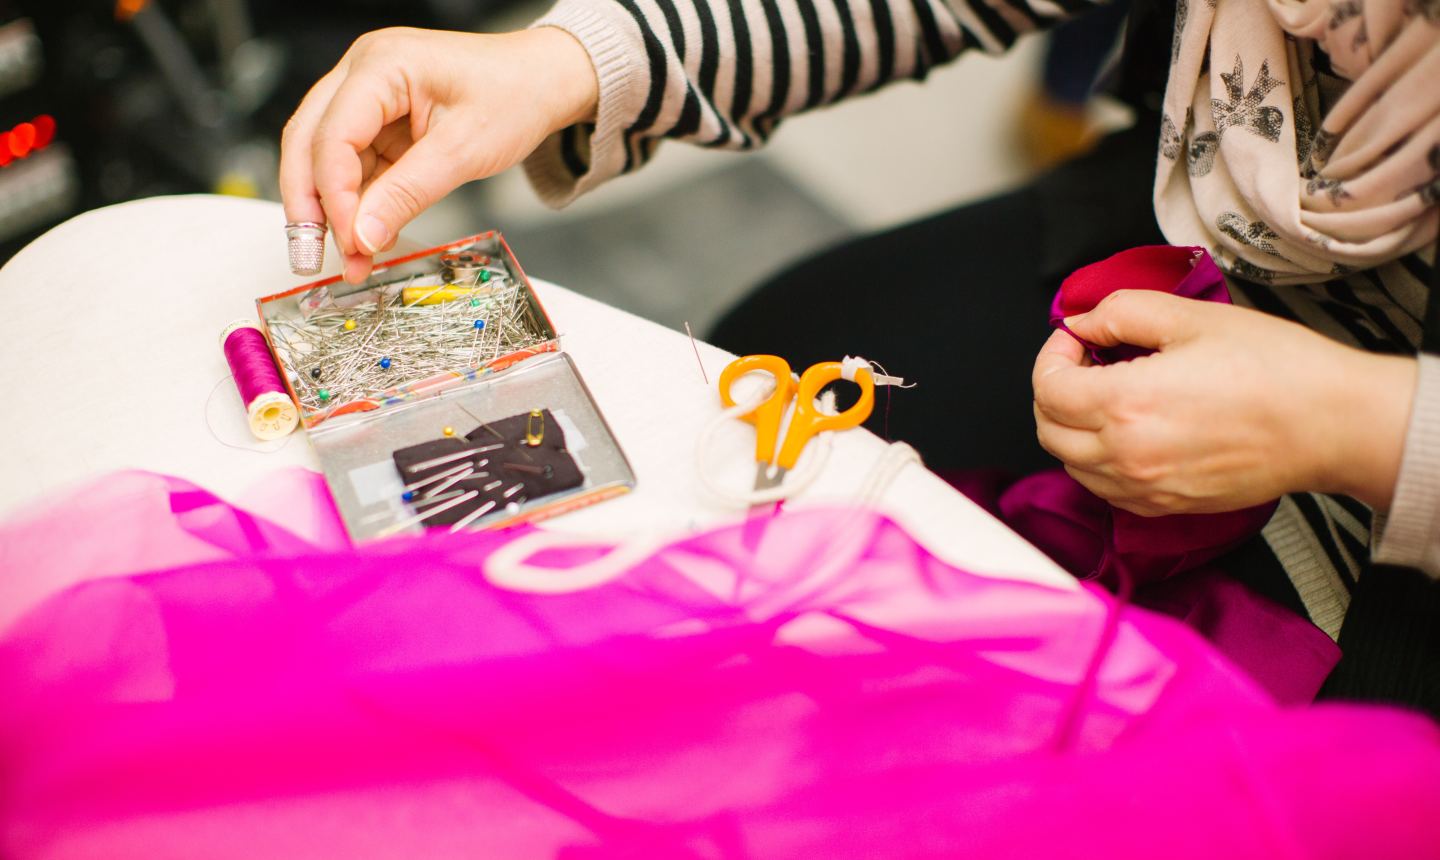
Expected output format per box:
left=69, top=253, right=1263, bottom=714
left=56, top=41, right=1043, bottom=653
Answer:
left=280, top=26, right=598, bottom=283
left=1031, top=290, right=1416, bottom=515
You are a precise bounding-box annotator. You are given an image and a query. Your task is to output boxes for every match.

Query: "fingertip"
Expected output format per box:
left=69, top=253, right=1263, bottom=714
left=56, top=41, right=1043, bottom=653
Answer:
left=343, top=251, right=373, bottom=284
left=354, top=213, right=392, bottom=256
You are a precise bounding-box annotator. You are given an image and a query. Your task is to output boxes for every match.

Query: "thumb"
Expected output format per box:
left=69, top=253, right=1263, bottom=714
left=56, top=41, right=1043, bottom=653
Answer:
left=353, top=131, right=471, bottom=255
left=1064, top=289, right=1198, bottom=351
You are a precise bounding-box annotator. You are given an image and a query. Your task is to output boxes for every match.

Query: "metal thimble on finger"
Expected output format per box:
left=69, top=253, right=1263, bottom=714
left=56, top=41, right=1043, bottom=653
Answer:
left=285, top=221, right=328, bottom=276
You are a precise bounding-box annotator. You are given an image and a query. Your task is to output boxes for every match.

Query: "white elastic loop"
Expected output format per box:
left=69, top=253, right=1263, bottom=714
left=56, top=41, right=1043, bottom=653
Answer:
left=696, top=357, right=918, bottom=509
left=855, top=441, right=923, bottom=507
left=482, top=530, right=664, bottom=594
left=695, top=396, right=833, bottom=506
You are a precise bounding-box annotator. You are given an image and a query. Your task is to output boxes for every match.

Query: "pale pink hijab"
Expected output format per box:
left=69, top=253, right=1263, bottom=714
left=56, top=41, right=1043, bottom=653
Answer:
left=1156, top=0, right=1439, bottom=284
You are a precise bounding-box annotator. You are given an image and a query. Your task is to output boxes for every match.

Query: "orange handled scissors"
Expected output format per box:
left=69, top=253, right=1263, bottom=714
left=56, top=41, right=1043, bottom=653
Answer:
left=718, top=354, right=875, bottom=491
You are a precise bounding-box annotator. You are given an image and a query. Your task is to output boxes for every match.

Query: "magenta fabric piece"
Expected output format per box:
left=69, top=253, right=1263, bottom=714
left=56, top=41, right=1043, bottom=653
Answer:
left=1050, top=244, right=1231, bottom=364
left=3, top=472, right=1439, bottom=858
left=960, top=246, right=1338, bottom=703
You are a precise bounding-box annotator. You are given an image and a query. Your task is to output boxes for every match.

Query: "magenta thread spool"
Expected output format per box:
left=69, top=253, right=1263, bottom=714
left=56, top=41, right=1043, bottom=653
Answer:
left=220, top=320, right=299, bottom=440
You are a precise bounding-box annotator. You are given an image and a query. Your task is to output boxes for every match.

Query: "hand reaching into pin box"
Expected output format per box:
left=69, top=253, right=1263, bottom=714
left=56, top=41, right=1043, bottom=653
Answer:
left=239, top=232, right=635, bottom=542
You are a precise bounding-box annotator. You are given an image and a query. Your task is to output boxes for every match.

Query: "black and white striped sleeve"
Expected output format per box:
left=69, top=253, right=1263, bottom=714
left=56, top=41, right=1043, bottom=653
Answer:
left=522, top=0, right=1106, bottom=205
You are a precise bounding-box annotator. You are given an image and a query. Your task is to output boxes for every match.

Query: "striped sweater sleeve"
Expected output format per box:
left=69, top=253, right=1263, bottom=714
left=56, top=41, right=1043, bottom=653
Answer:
left=523, top=0, right=1104, bottom=206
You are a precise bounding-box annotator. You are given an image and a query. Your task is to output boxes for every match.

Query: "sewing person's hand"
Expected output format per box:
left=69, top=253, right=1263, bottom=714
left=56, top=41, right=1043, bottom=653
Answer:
left=1031, top=290, right=1416, bottom=515
left=280, top=27, right=598, bottom=283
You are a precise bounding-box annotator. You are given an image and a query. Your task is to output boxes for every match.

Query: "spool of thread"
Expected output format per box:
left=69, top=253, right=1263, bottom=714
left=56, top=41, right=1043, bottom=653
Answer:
left=220, top=320, right=300, bottom=440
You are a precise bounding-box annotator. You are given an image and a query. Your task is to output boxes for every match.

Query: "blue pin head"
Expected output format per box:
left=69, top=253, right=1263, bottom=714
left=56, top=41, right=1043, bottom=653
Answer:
left=402, top=490, right=416, bottom=502
left=379, top=357, right=392, bottom=370
left=473, top=319, right=486, bottom=330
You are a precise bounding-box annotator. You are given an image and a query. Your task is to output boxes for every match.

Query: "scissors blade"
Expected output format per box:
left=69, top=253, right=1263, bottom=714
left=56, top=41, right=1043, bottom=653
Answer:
left=753, top=463, right=787, bottom=492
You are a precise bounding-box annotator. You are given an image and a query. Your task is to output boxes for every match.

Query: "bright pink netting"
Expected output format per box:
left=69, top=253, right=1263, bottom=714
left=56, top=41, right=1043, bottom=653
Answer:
left=2, top=471, right=1438, bottom=859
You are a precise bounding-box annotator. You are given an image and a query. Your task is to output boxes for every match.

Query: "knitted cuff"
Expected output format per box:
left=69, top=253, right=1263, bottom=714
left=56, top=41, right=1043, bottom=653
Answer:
left=1375, top=353, right=1440, bottom=578
left=524, top=0, right=648, bottom=207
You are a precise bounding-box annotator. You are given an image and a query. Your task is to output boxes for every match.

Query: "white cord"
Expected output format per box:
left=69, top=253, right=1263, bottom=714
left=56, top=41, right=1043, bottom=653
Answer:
left=482, top=530, right=665, bottom=594
left=697, top=355, right=918, bottom=508
left=695, top=383, right=837, bottom=506
left=856, top=441, right=923, bottom=506
left=481, top=357, right=922, bottom=596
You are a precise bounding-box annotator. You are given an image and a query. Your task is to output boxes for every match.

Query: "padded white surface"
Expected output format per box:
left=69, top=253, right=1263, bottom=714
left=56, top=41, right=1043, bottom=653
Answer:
left=0, top=195, right=1068, bottom=588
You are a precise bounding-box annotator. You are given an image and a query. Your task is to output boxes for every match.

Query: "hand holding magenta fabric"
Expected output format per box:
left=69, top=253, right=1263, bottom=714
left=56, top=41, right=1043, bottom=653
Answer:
left=1033, top=248, right=1414, bottom=515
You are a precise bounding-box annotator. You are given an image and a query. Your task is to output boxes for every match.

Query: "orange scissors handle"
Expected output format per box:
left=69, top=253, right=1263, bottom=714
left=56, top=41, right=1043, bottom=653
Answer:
left=718, top=354, right=795, bottom=465
left=775, top=362, right=875, bottom=470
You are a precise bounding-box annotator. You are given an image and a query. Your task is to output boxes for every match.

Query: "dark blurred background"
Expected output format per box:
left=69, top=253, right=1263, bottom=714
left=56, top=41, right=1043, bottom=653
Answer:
left=0, top=0, right=479, bottom=259
left=0, top=0, right=1126, bottom=331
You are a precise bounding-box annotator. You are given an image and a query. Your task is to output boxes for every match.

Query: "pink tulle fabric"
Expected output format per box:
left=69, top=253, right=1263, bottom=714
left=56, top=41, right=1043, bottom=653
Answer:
left=2, top=470, right=1439, bottom=858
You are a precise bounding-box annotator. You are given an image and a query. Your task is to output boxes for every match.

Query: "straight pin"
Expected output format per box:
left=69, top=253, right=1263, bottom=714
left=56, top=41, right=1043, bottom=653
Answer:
left=406, top=443, right=504, bottom=473
left=449, top=499, right=499, bottom=532
left=403, top=461, right=473, bottom=492
left=427, top=469, right=474, bottom=497
left=376, top=490, right=479, bottom=537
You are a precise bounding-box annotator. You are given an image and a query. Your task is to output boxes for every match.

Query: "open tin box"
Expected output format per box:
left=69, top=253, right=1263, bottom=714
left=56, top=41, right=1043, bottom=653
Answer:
left=254, top=231, right=635, bottom=542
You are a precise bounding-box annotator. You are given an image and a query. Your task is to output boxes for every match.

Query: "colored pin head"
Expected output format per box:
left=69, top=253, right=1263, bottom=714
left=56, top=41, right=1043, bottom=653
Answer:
left=317, top=389, right=331, bottom=402
left=402, top=490, right=416, bottom=502
left=442, top=426, right=456, bottom=437
left=343, top=319, right=357, bottom=331
left=480, top=270, right=491, bottom=283
left=379, top=357, right=392, bottom=369
left=473, top=319, right=486, bottom=330
left=310, top=367, right=321, bottom=380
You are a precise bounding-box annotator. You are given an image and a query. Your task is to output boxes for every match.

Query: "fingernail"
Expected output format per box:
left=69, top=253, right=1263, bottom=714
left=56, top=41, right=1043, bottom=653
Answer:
left=1063, top=313, right=1087, bottom=327
left=355, top=214, right=390, bottom=255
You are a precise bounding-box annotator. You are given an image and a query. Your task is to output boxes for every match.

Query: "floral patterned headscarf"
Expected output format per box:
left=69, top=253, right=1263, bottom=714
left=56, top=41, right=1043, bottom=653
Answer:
left=1156, top=0, right=1439, bottom=284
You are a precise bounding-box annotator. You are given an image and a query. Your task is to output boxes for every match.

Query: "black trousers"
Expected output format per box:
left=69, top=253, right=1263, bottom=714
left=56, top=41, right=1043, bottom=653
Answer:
left=711, top=121, right=1165, bottom=475
left=709, top=118, right=1440, bottom=717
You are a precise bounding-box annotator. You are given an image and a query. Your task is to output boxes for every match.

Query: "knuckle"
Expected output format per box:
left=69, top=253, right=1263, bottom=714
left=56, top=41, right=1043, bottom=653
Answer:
left=350, top=29, right=381, bottom=51
left=1035, top=423, right=1058, bottom=456
left=1141, top=491, right=1183, bottom=514
left=281, top=117, right=303, bottom=148
left=1031, top=373, right=1055, bottom=404
left=351, top=27, right=412, bottom=54
left=384, top=177, right=426, bottom=219
left=1117, top=457, right=1165, bottom=485
left=1097, top=290, right=1133, bottom=315
left=1108, top=385, right=1153, bottom=423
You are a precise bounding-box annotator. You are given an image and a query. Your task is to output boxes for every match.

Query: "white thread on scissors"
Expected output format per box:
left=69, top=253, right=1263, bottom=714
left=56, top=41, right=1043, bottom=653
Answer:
left=841, top=355, right=916, bottom=388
